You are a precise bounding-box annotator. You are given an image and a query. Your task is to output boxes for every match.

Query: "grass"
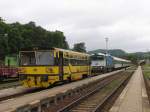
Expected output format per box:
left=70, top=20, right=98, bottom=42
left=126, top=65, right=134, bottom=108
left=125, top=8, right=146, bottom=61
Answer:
left=142, top=64, right=150, bottom=102
left=144, top=71, right=150, bottom=79
left=105, top=73, right=129, bottom=91
left=143, top=64, right=150, bottom=80
left=100, top=72, right=131, bottom=95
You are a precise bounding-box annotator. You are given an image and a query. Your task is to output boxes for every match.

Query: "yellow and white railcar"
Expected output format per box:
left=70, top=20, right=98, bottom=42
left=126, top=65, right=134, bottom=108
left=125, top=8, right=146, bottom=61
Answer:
left=18, top=48, right=90, bottom=88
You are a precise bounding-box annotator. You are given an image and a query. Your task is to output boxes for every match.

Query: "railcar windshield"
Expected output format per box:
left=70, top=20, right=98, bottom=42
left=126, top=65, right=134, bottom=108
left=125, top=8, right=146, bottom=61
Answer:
left=91, top=55, right=104, bottom=60
left=20, top=51, right=54, bottom=66
left=36, top=51, right=54, bottom=65
left=20, top=52, right=36, bottom=66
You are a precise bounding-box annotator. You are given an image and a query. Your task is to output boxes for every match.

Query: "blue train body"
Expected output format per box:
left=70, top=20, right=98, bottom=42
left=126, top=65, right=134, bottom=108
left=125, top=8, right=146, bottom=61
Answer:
left=90, top=53, right=131, bottom=73
left=106, top=55, right=114, bottom=69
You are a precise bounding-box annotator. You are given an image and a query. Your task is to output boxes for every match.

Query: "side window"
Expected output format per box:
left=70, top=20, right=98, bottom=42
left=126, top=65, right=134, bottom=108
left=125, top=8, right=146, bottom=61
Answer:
left=73, top=59, right=76, bottom=66
left=79, top=60, right=82, bottom=65
left=64, top=58, right=69, bottom=66
left=70, top=59, right=73, bottom=65
left=83, top=60, right=85, bottom=65
left=70, top=59, right=77, bottom=66
left=69, top=58, right=89, bottom=66
left=79, top=60, right=82, bottom=66
left=75, top=59, right=78, bottom=65
left=82, top=60, right=88, bottom=66
left=76, top=59, right=80, bottom=66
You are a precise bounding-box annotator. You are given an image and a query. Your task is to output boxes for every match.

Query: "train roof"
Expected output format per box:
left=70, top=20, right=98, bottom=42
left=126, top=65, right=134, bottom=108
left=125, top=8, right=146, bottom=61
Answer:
left=53, top=48, right=90, bottom=56
left=113, top=56, right=131, bottom=63
left=90, top=53, right=113, bottom=57
left=90, top=53, right=105, bottom=56
left=90, top=52, right=131, bottom=63
left=20, top=47, right=90, bottom=56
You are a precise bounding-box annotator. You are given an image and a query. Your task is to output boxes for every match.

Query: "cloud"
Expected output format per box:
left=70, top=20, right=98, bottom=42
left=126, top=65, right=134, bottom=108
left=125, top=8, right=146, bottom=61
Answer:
left=0, top=0, right=150, bottom=52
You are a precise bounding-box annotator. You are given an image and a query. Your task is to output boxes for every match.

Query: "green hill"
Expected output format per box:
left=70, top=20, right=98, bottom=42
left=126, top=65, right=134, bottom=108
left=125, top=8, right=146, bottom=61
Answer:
left=88, top=49, right=127, bottom=57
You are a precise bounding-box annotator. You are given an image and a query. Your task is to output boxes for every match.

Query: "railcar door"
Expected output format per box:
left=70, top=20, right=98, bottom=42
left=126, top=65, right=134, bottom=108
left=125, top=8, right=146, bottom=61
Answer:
left=59, top=51, right=64, bottom=81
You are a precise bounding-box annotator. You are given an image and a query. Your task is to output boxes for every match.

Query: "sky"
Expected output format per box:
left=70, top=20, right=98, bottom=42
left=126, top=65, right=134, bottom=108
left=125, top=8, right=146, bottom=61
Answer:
left=0, top=0, right=150, bottom=53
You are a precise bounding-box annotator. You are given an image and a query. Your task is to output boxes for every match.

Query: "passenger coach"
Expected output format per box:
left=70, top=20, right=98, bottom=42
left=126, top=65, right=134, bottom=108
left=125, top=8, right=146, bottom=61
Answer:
left=18, top=48, right=90, bottom=87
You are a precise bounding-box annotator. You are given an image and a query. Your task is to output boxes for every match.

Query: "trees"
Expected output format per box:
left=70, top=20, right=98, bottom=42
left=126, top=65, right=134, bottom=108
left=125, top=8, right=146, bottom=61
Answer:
left=0, top=18, right=69, bottom=58
left=73, top=42, right=86, bottom=53
left=0, top=20, right=10, bottom=57
left=125, top=54, right=138, bottom=64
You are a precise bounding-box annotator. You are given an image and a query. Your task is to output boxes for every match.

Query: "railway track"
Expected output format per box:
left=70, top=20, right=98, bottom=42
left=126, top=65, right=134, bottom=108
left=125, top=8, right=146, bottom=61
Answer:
left=42, top=71, right=133, bottom=112
left=0, top=70, right=124, bottom=102
left=0, top=69, right=134, bottom=112
left=59, top=73, right=130, bottom=112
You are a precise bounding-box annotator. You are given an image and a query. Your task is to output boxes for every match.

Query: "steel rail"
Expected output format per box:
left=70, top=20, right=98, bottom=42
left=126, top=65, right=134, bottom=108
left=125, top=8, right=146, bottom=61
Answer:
left=57, top=73, right=124, bottom=112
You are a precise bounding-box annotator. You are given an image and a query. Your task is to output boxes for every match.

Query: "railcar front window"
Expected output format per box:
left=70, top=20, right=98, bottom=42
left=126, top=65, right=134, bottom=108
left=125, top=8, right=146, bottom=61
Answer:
left=36, top=51, right=54, bottom=65
left=20, top=52, right=36, bottom=66
left=91, top=56, right=104, bottom=60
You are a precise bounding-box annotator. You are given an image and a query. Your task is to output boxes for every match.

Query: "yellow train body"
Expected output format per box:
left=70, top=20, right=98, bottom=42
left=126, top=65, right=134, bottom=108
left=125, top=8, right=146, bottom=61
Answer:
left=18, top=48, right=90, bottom=88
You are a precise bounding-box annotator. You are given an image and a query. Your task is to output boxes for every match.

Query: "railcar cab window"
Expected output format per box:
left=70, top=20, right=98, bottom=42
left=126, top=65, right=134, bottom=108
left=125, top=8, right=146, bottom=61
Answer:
left=91, top=55, right=104, bottom=60
left=20, top=52, right=36, bottom=66
left=36, top=51, right=54, bottom=65
left=20, top=51, right=54, bottom=66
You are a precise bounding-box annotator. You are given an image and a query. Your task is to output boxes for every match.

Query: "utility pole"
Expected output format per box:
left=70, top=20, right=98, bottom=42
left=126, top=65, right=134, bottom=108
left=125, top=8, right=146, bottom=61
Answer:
left=105, top=37, right=109, bottom=69
left=105, top=37, right=109, bottom=55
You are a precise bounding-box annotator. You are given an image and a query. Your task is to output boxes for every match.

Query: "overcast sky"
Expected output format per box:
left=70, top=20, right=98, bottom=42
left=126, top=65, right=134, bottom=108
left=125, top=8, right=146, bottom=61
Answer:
left=0, top=0, right=150, bottom=53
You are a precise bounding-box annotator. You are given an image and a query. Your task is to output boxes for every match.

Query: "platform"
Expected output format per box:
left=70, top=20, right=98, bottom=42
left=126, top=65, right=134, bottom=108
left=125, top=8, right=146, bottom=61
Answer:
left=0, top=70, right=123, bottom=112
left=0, top=86, right=37, bottom=99
left=109, top=66, right=150, bottom=112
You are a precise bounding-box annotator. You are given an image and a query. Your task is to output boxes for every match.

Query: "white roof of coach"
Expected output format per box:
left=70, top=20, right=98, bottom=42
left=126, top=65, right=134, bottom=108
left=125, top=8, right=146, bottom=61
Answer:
left=113, top=56, right=131, bottom=63
left=90, top=53, right=105, bottom=56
